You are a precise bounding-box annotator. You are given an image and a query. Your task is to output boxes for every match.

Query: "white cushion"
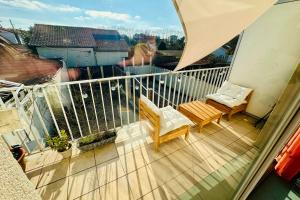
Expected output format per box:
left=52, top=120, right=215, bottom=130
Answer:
left=140, top=95, right=161, bottom=116
left=206, top=93, right=247, bottom=108
left=159, top=106, right=193, bottom=136
left=217, top=81, right=252, bottom=101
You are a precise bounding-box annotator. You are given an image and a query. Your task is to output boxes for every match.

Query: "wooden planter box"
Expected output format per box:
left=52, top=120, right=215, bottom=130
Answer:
left=77, top=131, right=117, bottom=151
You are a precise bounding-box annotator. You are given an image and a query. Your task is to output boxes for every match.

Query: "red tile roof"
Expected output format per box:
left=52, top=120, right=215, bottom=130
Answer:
left=0, top=37, right=61, bottom=84
left=29, top=24, right=128, bottom=51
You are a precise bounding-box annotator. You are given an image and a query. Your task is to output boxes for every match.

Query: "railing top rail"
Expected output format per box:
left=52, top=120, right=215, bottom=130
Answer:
left=0, top=66, right=229, bottom=92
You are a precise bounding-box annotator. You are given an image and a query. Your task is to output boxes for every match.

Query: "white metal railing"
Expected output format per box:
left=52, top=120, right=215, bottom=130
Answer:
left=0, top=66, right=230, bottom=154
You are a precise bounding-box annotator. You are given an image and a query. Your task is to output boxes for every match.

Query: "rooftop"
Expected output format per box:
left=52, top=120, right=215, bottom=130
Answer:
left=29, top=24, right=129, bottom=51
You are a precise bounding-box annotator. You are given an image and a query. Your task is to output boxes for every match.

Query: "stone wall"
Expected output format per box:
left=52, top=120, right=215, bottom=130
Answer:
left=0, top=138, right=41, bottom=200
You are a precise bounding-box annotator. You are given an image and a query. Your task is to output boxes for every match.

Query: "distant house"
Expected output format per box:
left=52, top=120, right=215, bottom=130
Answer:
left=29, top=24, right=129, bottom=67
left=0, top=28, right=23, bottom=45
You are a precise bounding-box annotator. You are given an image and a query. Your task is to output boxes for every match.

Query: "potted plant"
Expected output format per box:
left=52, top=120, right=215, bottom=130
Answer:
left=10, top=144, right=26, bottom=171
left=77, top=130, right=117, bottom=151
left=46, top=130, right=72, bottom=158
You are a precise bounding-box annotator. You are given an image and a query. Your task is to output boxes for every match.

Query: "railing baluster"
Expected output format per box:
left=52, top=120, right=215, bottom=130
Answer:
left=211, top=69, right=219, bottom=94
left=117, top=79, right=123, bottom=127
left=172, top=74, right=178, bottom=106
left=140, top=77, right=142, bottom=97
left=189, top=71, right=197, bottom=102
left=204, top=69, right=212, bottom=97
left=55, top=85, right=73, bottom=140
left=125, top=78, right=130, bottom=125
left=79, top=83, right=92, bottom=135
left=197, top=71, right=205, bottom=100
left=30, top=92, right=49, bottom=137
left=42, top=88, right=60, bottom=136
left=133, top=78, right=136, bottom=121
left=99, top=81, right=108, bottom=130
left=146, top=76, right=149, bottom=98
left=214, top=69, right=222, bottom=92
left=193, top=71, right=201, bottom=101
left=13, top=91, right=44, bottom=151
left=157, top=75, right=161, bottom=107
left=89, top=82, right=100, bottom=133
left=68, top=85, right=83, bottom=137
left=181, top=72, right=188, bottom=104
left=162, top=75, right=167, bottom=107
left=176, top=73, right=183, bottom=107
left=185, top=72, right=192, bottom=103
left=108, top=80, right=116, bottom=129
left=167, top=74, right=173, bottom=105
left=152, top=75, right=155, bottom=101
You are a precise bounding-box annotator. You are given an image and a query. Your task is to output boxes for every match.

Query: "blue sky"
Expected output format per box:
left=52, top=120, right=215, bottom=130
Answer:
left=0, top=0, right=183, bottom=36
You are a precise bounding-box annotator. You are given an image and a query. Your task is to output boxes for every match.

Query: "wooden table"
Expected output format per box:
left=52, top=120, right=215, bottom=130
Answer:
left=178, top=101, right=222, bottom=131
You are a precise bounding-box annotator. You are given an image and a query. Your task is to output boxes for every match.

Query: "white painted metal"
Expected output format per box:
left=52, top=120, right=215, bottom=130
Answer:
left=108, top=80, right=116, bottom=129
left=0, top=66, right=230, bottom=153
left=133, top=78, right=136, bottom=121
left=99, top=81, right=108, bottom=130
left=167, top=75, right=173, bottom=105
left=54, top=86, right=73, bottom=140
left=13, top=91, right=44, bottom=151
left=140, top=77, right=142, bottom=97
left=125, top=78, right=130, bottom=125
left=67, top=85, right=83, bottom=137
left=172, top=74, right=178, bottom=106
left=89, top=82, right=100, bottom=133
left=117, top=79, right=123, bottom=127
left=30, top=93, right=49, bottom=137
left=181, top=72, right=188, bottom=104
left=196, top=71, right=205, bottom=99
left=193, top=71, right=201, bottom=100
left=157, top=75, right=161, bottom=107
left=185, top=72, right=192, bottom=103
left=176, top=73, right=183, bottom=106
left=152, top=75, right=155, bottom=102
left=146, top=76, right=149, bottom=98
left=162, top=75, right=167, bottom=107
left=79, top=83, right=92, bottom=134
left=42, top=88, right=60, bottom=136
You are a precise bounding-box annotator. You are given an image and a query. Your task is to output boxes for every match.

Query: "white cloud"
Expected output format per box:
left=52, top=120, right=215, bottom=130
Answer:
left=134, top=15, right=141, bottom=20
left=85, top=10, right=133, bottom=22
left=0, top=0, right=81, bottom=12
left=74, top=16, right=92, bottom=21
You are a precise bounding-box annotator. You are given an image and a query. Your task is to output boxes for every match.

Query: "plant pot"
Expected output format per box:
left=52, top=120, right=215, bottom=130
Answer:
left=78, top=131, right=117, bottom=151
left=10, top=147, right=26, bottom=171
left=59, top=143, right=72, bottom=158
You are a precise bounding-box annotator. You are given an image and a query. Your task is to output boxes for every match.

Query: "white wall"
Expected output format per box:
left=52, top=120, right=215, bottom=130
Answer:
left=229, top=1, right=300, bottom=117
left=37, top=47, right=96, bottom=67
left=95, top=52, right=128, bottom=66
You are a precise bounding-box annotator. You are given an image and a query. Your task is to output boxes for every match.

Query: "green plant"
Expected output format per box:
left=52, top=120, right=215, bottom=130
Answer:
left=78, top=135, right=97, bottom=146
left=78, top=131, right=117, bottom=147
left=46, top=130, right=70, bottom=152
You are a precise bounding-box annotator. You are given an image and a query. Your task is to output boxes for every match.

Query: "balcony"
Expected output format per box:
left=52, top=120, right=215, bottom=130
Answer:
left=25, top=113, right=259, bottom=200
left=0, top=66, right=261, bottom=199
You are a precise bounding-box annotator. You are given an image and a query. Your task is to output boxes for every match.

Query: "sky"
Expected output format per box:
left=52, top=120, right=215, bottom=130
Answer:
left=0, top=0, right=184, bottom=36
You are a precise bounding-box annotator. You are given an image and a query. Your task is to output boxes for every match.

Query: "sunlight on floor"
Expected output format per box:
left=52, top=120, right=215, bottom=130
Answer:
left=25, top=114, right=260, bottom=200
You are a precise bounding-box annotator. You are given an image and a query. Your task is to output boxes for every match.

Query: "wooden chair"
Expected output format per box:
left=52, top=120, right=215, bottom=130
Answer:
left=206, top=81, right=253, bottom=120
left=139, top=98, right=191, bottom=151
left=206, top=92, right=252, bottom=120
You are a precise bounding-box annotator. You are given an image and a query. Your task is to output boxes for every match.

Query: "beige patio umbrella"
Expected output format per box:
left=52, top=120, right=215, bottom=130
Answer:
left=173, top=0, right=276, bottom=71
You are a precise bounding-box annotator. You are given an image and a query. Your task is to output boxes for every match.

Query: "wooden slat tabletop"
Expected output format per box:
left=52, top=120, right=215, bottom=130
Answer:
left=179, top=101, right=222, bottom=121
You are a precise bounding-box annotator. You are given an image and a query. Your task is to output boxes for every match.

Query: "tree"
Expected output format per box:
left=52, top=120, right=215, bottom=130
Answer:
left=158, top=41, right=167, bottom=50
